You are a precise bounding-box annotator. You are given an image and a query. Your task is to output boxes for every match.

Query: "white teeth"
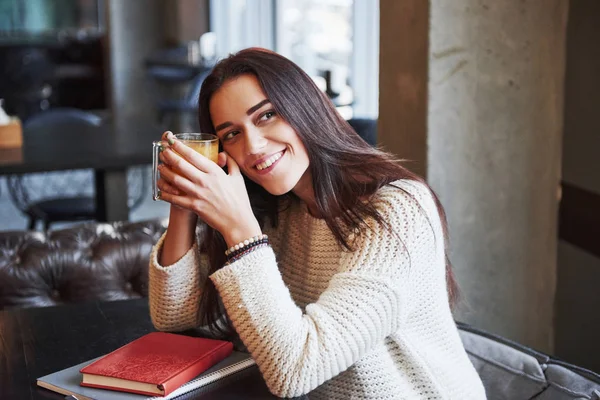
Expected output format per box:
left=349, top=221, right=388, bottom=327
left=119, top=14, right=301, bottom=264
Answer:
left=256, top=152, right=283, bottom=170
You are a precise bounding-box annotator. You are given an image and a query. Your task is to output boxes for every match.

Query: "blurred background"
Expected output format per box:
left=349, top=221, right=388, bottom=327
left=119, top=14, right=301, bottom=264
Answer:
left=0, top=0, right=597, bottom=377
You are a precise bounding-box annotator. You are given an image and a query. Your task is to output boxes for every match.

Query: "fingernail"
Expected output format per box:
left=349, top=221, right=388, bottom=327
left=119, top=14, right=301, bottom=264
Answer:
left=158, top=145, right=164, bottom=152
left=167, top=132, right=175, bottom=145
left=156, top=190, right=161, bottom=200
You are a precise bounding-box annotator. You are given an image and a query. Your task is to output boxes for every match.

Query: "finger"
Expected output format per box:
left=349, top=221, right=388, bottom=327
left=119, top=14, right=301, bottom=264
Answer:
left=157, top=178, right=184, bottom=196
left=217, top=152, right=227, bottom=168
left=156, top=187, right=195, bottom=211
left=158, top=163, right=201, bottom=196
left=161, top=147, right=213, bottom=186
left=158, top=142, right=176, bottom=166
left=158, top=149, right=171, bottom=166
left=161, top=131, right=173, bottom=141
left=225, top=152, right=241, bottom=176
left=161, top=147, right=202, bottom=183
left=168, top=138, right=216, bottom=174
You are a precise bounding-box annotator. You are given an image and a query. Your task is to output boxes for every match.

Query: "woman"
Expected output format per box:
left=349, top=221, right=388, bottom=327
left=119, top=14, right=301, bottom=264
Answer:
left=149, top=48, right=486, bottom=399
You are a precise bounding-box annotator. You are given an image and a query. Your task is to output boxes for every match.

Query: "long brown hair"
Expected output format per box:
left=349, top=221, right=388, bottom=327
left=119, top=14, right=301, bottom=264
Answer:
left=197, top=48, right=458, bottom=336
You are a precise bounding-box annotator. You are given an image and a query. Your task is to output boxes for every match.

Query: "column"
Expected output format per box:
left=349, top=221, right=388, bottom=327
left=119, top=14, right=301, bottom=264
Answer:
left=427, top=1, right=568, bottom=353
left=104, top=0, right=167, bottom=121
left=379, top=0, right=569, bottom=353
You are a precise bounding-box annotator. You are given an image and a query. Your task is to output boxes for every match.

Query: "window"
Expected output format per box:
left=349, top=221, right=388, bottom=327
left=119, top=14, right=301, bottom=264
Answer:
left=209, top=0, right=275, bottom=57
left=209, top=0, right=378, bottom=118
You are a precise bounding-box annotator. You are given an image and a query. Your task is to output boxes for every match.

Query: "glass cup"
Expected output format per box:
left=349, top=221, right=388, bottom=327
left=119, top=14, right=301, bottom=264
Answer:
left=152, top=133, right=219, bottom=200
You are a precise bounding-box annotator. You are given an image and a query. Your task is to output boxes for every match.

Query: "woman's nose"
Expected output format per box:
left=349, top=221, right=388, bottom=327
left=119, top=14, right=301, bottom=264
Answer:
left=245, top=129, right=268, bottom=155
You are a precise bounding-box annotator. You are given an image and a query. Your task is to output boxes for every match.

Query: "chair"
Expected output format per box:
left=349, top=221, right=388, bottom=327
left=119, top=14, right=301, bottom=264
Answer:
left=146, top=46, right=199, bottom=84
left=347, top=118, right=377, bottom=146
left=23, top=107, right=103, bottom=129
left=6, top=108, right=148, bottom=230
left=458, top=321, right=600, bottom=399
left=156, top=69, right=211, bottom=129
left=0, top=47, right=56, bottom=120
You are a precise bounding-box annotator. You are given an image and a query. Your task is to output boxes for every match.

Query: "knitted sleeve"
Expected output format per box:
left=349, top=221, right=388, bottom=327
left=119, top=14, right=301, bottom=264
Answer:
left=209, top=182, right=442, bottom=398
left=148, top=231, right=209, bottom=332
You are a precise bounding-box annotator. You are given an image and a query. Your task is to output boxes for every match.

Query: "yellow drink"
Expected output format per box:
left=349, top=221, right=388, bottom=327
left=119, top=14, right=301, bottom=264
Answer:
left=182, top=139, right=219, bottom=163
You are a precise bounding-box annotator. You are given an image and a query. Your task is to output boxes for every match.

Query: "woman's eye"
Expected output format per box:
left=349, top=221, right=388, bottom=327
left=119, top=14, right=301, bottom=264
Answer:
left=260, top=111, right=276, bottom=121
left=223, top=131, right=240, bottom=141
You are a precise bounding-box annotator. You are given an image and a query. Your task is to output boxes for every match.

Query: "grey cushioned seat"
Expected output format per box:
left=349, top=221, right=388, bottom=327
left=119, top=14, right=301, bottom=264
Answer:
left=458, top=322, right=600, bottom=400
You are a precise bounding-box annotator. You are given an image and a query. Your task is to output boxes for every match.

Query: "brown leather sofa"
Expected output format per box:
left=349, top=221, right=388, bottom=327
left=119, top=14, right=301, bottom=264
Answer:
left=0, top=219, right=167, bottom=309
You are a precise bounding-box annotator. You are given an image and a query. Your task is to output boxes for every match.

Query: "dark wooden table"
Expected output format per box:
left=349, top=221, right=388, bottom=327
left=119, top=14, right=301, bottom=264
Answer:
left=0, top=299, right=276, bottom=399
left=0, top=117, right=163, bottom=222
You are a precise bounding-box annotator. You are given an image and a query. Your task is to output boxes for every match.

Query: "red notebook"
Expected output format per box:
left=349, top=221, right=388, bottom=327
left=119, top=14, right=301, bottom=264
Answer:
left=79, top=332, right=233, bottom=396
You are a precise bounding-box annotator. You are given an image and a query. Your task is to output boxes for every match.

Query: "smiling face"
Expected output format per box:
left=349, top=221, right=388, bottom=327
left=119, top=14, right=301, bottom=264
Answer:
left=209, top=74, right=311, bottom=196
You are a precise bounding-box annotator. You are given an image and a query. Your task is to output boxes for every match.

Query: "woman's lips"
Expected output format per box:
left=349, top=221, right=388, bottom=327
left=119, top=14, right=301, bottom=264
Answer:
left=254, top=150, right=285, bottom=175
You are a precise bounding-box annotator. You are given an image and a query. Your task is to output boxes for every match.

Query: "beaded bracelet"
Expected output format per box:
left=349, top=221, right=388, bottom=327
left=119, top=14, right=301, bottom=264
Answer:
left=226, top=237, right=269, bottom=260
left=226, top=242, right=270, bottom=265
left=224, top=234, right=269, bottom=257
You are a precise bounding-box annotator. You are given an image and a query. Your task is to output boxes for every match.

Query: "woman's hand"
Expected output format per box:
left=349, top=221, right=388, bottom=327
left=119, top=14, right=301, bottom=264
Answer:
left=156, top=132, right=262, bottom=247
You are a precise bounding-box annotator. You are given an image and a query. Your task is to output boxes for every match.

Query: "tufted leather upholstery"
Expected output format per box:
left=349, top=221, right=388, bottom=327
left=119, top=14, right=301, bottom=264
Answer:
left=0, top=219, right=168, bottom=309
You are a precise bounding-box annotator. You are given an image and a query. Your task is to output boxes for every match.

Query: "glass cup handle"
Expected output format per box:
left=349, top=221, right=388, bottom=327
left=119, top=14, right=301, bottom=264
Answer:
left=152, top=141, right=161, bottom=201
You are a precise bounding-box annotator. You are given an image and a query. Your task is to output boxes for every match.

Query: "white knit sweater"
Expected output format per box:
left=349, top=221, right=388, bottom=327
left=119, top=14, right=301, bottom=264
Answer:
left=148, top=180, right=486, bottom=399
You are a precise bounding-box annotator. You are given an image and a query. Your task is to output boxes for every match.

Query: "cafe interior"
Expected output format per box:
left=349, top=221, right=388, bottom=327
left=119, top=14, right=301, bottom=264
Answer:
left=0, top=0, right=599, bottom=399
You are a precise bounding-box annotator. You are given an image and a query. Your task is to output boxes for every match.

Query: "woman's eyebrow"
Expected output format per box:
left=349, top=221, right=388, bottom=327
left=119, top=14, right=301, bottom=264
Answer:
left=215, top=121, right=232, bottom=132
left=246, top=99, right=271, bottom=115
left=214, top=99, right=271, bottom=132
